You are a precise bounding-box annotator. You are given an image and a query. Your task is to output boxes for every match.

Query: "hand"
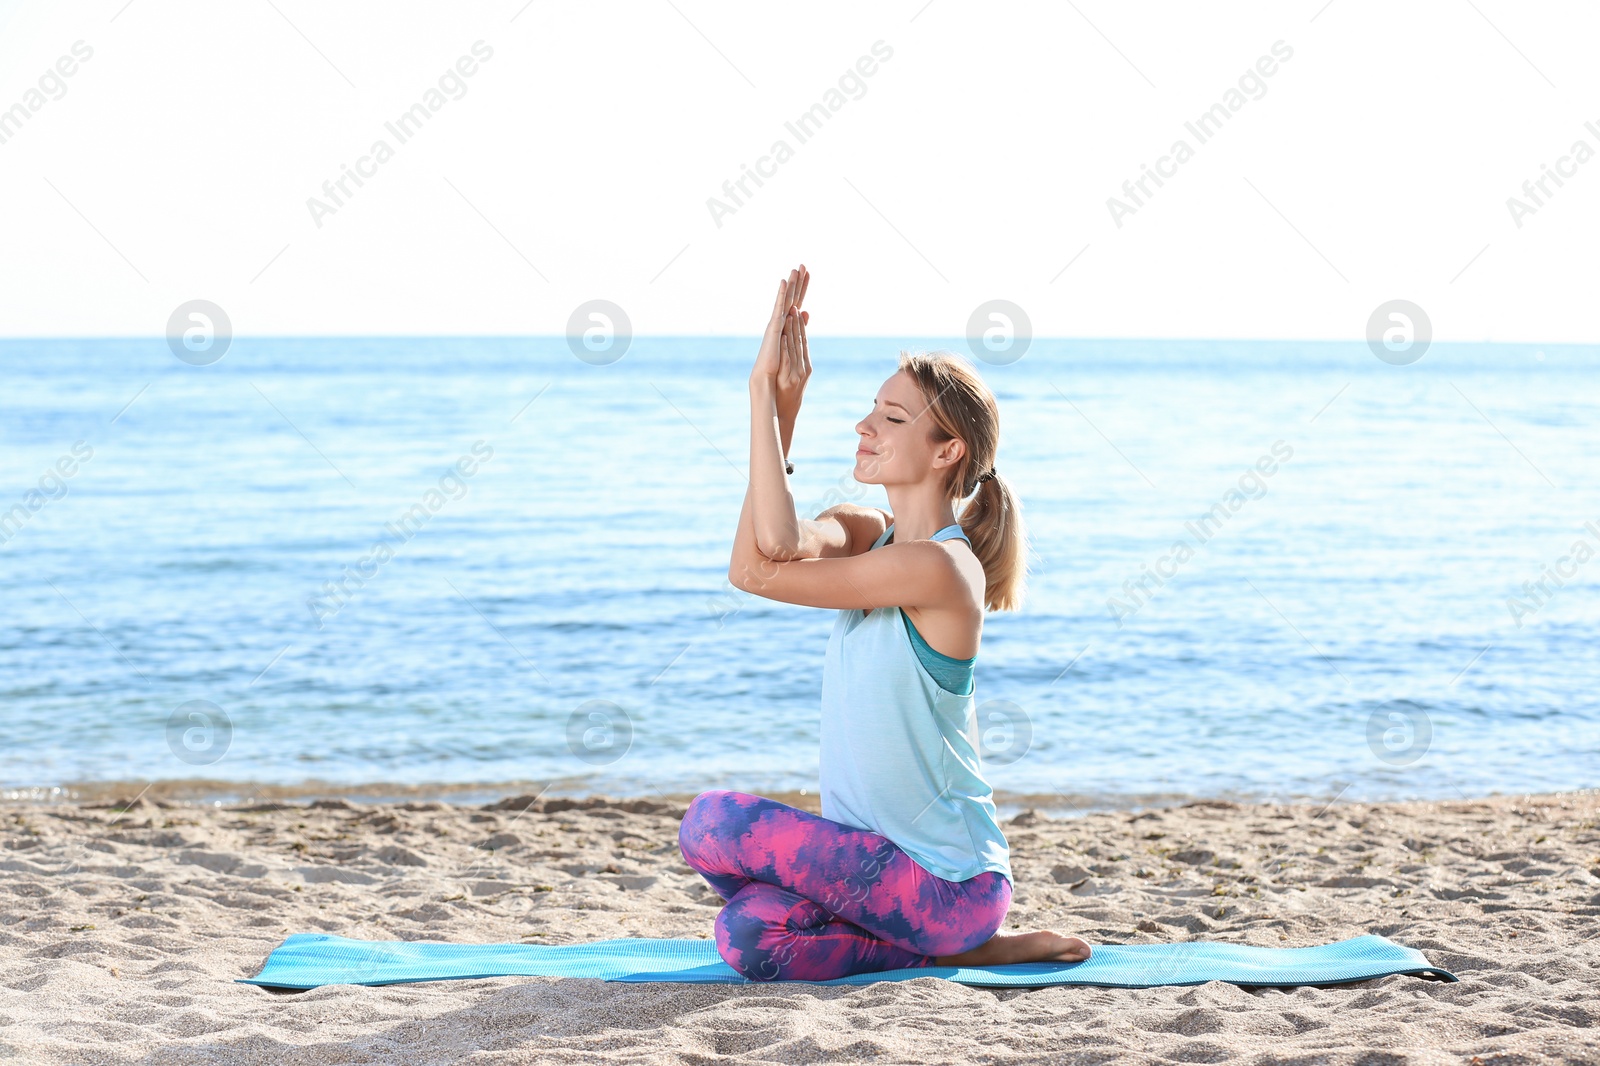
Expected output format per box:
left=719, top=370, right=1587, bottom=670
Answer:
left=775, top=270, right=811, bottom=423
left=750, top=263, right=809, bottom=394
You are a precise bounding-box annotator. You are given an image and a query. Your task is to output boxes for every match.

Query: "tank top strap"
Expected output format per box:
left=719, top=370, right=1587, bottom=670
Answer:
left=874, top=522, right=968, bottom=548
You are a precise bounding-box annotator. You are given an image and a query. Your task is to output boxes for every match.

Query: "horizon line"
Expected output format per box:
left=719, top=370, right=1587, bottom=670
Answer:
left=0, top=335, right=1594, bottom=346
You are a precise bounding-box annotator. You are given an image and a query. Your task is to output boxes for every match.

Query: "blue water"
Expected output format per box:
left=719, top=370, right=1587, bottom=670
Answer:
left=2, top=338, right=1597, bottom=810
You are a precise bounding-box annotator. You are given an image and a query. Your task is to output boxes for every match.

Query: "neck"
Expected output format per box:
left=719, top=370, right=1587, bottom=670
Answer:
left=884, top=486, right=958, bottom=543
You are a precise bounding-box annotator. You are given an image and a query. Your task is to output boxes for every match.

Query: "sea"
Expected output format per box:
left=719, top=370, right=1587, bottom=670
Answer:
left=2, top=337, right=1596, bottom=816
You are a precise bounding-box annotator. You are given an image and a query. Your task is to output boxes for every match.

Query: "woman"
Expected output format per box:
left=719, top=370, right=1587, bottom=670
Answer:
left=677, top=263, right=1092, bottom=981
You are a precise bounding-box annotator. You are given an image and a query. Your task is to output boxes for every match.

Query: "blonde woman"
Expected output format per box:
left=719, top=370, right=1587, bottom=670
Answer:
left=677, top=264, right=1091, bottom=980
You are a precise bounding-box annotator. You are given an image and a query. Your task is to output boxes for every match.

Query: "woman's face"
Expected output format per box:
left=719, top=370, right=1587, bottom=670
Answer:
left=854, top=371, right=961, bottom=486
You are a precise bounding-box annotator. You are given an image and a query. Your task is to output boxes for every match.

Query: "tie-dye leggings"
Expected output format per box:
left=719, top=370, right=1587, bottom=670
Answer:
left=677, top=789, right=1012, bottom=981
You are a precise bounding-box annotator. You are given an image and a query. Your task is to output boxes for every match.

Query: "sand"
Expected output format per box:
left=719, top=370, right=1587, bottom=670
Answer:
left=2, top=788, right=1597, bottom=1065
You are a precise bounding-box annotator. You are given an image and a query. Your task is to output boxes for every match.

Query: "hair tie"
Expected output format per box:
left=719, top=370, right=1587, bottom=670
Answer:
left=976, top=467, right=997, bottom=483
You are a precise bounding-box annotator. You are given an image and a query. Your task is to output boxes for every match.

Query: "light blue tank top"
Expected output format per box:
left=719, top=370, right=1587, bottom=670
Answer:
left=818, top=522, right=1012, bottom=886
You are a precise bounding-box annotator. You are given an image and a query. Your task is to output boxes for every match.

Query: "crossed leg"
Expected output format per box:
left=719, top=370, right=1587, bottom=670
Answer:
left=677, top=789, right=1011, bottom=981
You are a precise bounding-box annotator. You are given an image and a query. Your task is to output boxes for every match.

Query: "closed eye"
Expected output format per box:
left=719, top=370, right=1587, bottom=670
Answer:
left=886, top=417, right=905, bottom=424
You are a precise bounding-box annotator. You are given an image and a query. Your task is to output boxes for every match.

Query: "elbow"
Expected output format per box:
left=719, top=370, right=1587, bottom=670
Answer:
left=751, top=530, right=798, bottom=562
left=752, top=531, right=787, bottom=562
left=729, top=551, right=779, bottom=594
left=728, top=552, right=757, bottom=591
left=754, top=518, right=805, bottom=562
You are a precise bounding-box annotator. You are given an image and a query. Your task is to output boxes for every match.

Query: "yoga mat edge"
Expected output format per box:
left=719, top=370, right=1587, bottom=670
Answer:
left=239, top=932, right=1458, bottom=991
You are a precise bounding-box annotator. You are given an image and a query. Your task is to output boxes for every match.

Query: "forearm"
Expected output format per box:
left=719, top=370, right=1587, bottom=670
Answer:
left=776, top=403, right=796, bottom=459
left=748, top=379, right=804, bottom=559
left=728, top=475, right=781, bottom=590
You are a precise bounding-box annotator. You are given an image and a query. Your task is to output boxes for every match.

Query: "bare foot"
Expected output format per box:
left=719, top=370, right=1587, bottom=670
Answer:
left=933, top=930, right=1091, bottom=968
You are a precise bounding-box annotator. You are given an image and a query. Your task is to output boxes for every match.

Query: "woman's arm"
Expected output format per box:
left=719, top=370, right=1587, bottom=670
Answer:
left=745, top=376, right=854, bottom=563
left=747, top=375, right=801, bottom=557
left=728, top=489, right=963, bottom=612
left=744, top=267, right=837, bottom=561
left=729, top=461, right=780, bottom=593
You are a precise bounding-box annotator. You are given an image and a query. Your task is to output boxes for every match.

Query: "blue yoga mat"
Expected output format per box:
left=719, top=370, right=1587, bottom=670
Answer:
left=240, top=933, right=1455, bottom=990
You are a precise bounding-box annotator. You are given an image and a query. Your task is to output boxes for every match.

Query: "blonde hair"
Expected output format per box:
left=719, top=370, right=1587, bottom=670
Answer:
left=897, top=349, right=1030, bottom=613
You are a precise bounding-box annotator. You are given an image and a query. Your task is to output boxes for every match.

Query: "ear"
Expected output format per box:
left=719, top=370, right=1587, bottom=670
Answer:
left=935, top=437, right=966, bottom=472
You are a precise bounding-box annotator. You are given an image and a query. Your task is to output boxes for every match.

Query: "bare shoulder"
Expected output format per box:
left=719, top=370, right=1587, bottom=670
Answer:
left=815, top=503, right=893, bottom=558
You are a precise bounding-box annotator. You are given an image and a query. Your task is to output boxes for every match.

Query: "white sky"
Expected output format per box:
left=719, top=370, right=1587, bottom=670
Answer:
left=0, top=0, right=1596, bottom=341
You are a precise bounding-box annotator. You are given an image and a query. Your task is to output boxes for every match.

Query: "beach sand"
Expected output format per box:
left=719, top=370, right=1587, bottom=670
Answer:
left=2, top=789, right=1596, bottom=1065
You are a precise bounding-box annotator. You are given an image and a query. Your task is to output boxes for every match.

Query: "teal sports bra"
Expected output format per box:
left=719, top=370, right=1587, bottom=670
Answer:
left=880, top=523, right=977, bottom=696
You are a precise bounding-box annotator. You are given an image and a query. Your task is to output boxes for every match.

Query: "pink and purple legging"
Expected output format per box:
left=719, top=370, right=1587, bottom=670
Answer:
left=677, top=789, right=1012, bottom=982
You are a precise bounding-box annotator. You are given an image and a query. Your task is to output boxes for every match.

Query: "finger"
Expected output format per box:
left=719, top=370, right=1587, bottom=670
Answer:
left=798, top=308, right=810, bottom=375
left=779, top=274, right=797, bottom=326
left=769, top=278, right=788, bottom=327
left=794, top=264, right=809, bottom=309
